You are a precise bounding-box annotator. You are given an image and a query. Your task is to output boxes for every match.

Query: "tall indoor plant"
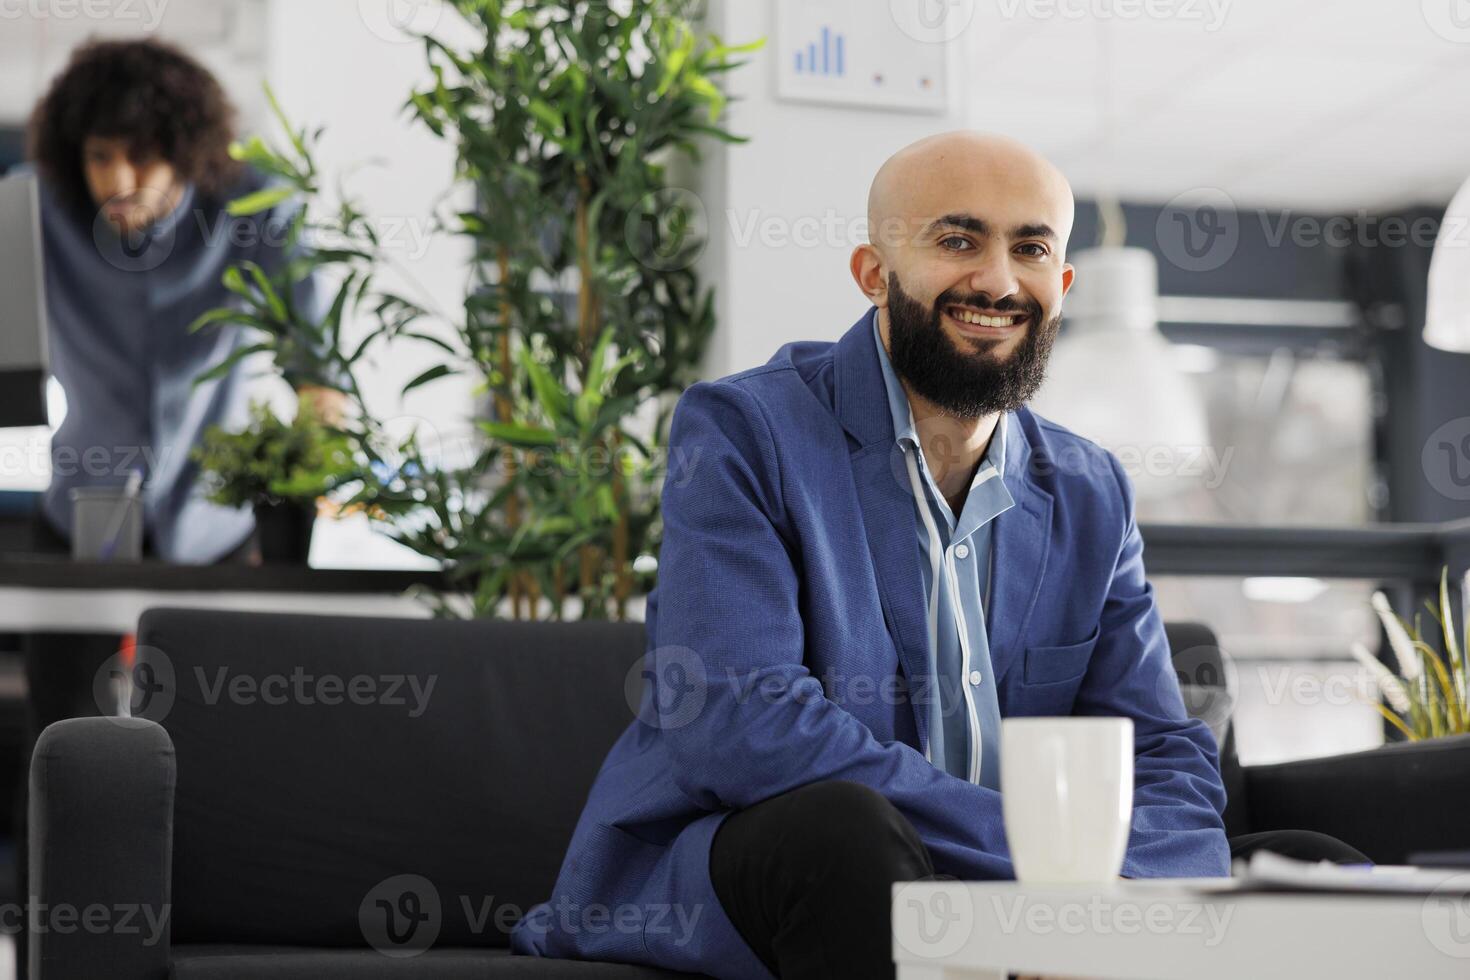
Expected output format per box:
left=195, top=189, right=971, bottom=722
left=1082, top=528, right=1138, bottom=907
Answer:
left=353, top=0, right=760, bottom=619
left=197, top=2, right=757, bottom=619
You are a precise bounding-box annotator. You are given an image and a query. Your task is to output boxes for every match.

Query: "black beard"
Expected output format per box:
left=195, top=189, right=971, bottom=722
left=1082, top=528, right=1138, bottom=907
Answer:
left=885, top=272, right=1059, bottom=419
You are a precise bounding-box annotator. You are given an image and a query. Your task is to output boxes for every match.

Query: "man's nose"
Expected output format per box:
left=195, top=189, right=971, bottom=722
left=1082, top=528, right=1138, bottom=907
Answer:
left=106, top=162, right=139, bottom=198
left=965, top=252, right=1020, bottom=304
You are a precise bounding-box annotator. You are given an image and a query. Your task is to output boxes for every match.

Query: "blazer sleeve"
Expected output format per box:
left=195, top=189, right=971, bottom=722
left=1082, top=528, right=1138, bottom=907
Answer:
left=1073, top=453, right=1232, bottom=878
left=651, top=379, right=1016, bottom=880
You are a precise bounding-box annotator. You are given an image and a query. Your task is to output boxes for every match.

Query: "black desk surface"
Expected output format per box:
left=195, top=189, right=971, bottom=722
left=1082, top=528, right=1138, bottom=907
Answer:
left=0, top=553, right=449, bottom=593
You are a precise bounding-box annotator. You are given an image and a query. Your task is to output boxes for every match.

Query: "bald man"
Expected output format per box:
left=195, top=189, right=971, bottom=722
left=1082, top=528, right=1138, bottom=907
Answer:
left=512, top=133, right=1232, bottom=979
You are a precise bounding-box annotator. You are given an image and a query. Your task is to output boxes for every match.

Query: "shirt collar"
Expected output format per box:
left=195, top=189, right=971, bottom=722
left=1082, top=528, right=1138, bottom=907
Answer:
left=870, top=308, right=1008, bottom=475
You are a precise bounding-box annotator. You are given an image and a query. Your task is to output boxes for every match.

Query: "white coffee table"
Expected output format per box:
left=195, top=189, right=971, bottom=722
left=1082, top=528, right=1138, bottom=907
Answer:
left=891, top=877, right=1470, bottom=979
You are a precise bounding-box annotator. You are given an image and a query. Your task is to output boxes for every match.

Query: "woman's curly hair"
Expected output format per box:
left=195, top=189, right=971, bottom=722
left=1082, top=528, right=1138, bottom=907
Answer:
left=26, top=38, right=239, bottom=215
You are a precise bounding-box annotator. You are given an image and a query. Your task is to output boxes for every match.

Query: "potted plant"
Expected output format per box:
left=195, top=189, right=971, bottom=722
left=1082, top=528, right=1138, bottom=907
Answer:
left=1353, top=568, right=1470, bottom=740
left=346, top=0, right=760, bottom=619
left=193, top=395, right=360, bottom=564
left=190, top=4, right=759, bottom=618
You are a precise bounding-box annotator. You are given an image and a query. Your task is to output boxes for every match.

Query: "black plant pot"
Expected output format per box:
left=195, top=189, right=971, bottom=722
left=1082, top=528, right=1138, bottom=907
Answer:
left=253, top=500, right=316, bottom=565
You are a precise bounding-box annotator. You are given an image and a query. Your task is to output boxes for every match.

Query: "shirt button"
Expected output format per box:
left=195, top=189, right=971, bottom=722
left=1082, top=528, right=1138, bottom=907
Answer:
left=969, top=670, right=983, bottom=686
left=954, top=544, right=971, bottom=559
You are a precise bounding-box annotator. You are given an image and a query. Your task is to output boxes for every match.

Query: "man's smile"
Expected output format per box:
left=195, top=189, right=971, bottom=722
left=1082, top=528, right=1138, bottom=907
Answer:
left=942, top=303, right=1029, bottom=338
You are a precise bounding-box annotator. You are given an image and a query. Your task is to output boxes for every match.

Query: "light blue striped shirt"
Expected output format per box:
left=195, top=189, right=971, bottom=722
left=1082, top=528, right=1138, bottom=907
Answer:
left=872, top=312, right=1015, bottom=788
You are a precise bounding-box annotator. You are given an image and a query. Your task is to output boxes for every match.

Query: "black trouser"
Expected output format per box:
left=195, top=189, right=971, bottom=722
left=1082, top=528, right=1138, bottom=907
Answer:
left=709, top=779, right=1370, bottom=980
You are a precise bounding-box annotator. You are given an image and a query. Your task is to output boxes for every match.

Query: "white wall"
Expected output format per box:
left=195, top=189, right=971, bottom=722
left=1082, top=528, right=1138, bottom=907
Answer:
left=263, top=1, right=476, bottom=453
left=695, top=0, right=973, bottom=379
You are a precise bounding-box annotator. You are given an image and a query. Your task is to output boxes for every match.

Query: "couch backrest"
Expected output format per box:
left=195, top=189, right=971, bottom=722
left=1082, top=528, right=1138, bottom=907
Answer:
left=136, top=607, right=647, bottom=948
left=135, top=609, right=1236, bottom=947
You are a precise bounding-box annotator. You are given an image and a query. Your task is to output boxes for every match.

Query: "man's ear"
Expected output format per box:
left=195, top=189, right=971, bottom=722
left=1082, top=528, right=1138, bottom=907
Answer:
left=849, top=244, right=888, bottom=307
left=1060, top=262, right=1076, bottom=299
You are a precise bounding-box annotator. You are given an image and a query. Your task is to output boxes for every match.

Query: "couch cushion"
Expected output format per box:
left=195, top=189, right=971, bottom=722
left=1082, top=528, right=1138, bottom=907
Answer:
left=136, top=609, right=650, bottom=949
left=170, top=945, right=704, bottom=979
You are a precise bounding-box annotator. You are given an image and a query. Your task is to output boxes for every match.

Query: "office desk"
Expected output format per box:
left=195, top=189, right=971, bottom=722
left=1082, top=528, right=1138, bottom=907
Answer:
left=0, top=556, right=450, bottom=633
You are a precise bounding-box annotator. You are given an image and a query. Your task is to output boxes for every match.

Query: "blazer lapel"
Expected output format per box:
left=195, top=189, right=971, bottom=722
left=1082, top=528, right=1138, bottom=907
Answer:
left=987, top=417, right=1054, bottom=687
left=834, top=312, right=934, bottom=748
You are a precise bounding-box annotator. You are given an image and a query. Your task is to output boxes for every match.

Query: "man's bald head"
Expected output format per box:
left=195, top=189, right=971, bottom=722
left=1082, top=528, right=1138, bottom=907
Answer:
left=866, top=131, right=1075, bottom=254
left=850, top=131, right=1077, bottom=421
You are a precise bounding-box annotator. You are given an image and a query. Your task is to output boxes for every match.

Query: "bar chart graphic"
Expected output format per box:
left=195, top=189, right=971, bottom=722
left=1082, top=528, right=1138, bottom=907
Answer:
left=793, top=26, right=846, bottom=77
left=775, top=2, right=948, bottom=114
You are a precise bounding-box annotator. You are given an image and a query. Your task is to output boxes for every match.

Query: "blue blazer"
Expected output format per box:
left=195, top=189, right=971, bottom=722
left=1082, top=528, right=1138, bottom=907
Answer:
left=511, top=310, right=1230, bottom=978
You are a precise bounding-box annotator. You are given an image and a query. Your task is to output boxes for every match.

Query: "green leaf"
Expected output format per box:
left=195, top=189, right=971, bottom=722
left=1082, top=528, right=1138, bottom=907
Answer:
left=226, top=185, right=296, bottom=217
left=478, top=421, right=559, bottom=447
left=528, top=98, right=564, bottom=135
left=402, top=364, right=458, bottom=394
left=518, top=346, right=571, bottom=424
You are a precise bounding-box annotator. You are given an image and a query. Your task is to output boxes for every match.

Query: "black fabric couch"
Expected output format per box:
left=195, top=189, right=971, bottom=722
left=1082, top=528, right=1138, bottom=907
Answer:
left=28, top=610, right=1470, bottom=978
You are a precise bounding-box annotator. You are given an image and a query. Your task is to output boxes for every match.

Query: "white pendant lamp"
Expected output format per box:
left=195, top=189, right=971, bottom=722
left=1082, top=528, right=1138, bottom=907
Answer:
left=1030, top=246, right=1211, bottom=501
left=1425, top=175, right=1470, bottom=353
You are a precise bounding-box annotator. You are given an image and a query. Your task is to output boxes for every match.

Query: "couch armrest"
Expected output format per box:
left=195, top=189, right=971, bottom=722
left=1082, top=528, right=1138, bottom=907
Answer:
left=1243, top=733, right=1470, bottom=864
left=29, top=717, right=175, bottom=980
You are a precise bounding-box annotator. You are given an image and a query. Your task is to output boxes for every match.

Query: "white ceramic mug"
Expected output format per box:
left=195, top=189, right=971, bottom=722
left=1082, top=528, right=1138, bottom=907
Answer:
left=1000, top=717, right=1133, bottom=884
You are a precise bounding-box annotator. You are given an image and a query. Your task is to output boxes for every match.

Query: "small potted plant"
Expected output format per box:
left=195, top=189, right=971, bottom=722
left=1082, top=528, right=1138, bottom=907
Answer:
left=1353, top=568, right=1470, bottom=741
left=194, top=394, right=359, bottom=564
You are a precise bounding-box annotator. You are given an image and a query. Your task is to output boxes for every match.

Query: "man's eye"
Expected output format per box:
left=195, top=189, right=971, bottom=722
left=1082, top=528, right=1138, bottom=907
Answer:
left=940, top=236, right=973, bottom=251
left=1016, top=243, right=1049, bottom=257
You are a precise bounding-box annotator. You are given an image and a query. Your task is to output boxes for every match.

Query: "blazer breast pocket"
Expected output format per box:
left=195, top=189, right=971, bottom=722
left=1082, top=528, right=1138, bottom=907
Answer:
left=1022, top=625, right=1102, bottom=685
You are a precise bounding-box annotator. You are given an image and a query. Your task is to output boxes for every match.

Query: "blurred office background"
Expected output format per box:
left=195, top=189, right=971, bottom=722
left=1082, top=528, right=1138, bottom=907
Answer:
left=1, top=1, right=1468, bottom=776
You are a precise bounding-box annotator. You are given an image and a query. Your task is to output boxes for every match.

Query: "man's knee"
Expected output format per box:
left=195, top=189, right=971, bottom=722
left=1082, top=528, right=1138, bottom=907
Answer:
left=772, top=780, right=932, bottom=877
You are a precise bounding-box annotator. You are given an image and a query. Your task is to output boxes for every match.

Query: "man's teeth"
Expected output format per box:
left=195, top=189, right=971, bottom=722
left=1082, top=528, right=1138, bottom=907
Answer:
left=950, top=309, right=1021, bottom=327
